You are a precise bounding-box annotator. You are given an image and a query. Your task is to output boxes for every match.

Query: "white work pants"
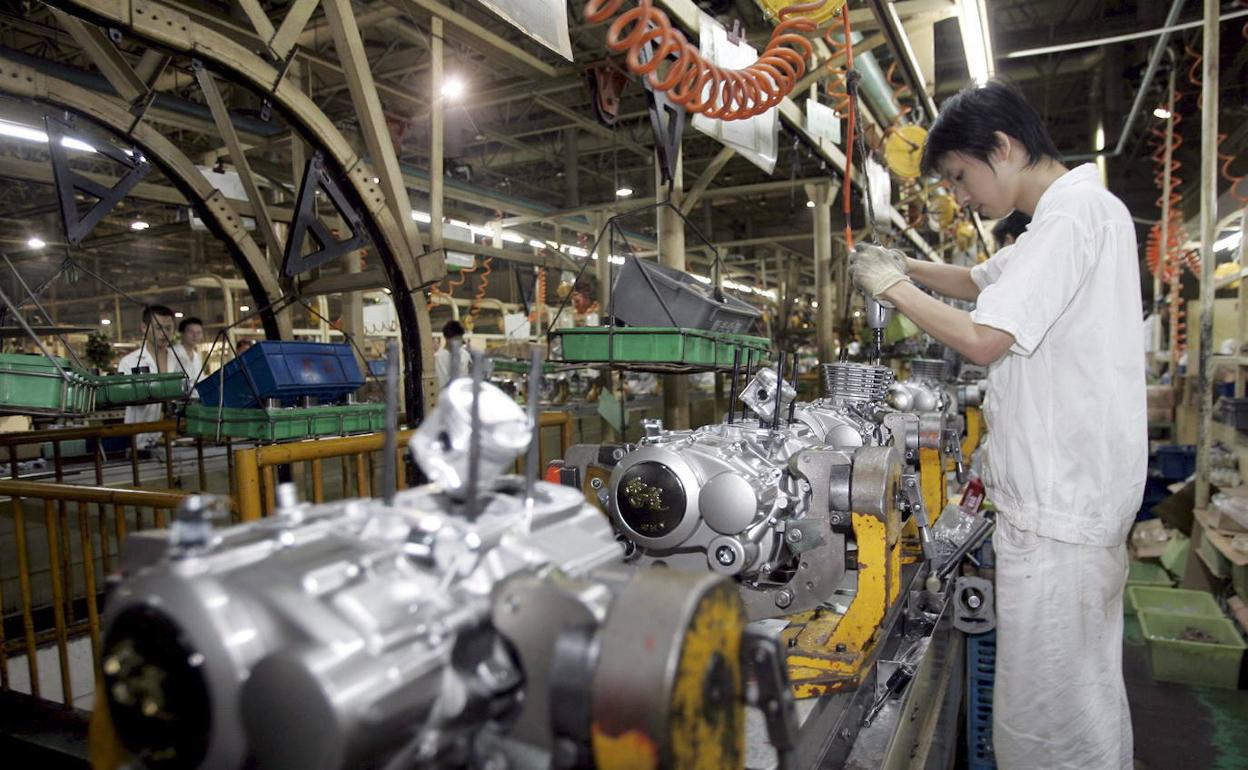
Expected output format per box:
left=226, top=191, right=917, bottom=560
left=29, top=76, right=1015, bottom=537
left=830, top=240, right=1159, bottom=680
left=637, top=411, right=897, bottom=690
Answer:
left=993, top=516, right=1133, bottom=770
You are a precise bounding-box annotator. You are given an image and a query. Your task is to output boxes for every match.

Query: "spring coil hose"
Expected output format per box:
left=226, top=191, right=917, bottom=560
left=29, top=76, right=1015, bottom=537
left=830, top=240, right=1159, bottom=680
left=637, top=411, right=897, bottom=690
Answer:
left=583, top=0, right=833, bottom=120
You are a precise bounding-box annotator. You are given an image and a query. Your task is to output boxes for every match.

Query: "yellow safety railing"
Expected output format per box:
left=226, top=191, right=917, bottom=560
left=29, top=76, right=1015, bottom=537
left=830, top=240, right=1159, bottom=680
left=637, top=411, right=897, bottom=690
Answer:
left=0, top=480, right=210, bottom=706
left=233, top=412, right=575, bottom=521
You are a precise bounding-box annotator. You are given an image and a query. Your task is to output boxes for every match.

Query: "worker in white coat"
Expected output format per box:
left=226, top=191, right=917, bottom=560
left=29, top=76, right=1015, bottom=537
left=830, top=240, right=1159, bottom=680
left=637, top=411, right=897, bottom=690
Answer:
left=849, top=82, right=1145, bottom=770
left=115, top=305, right=184, bottom=450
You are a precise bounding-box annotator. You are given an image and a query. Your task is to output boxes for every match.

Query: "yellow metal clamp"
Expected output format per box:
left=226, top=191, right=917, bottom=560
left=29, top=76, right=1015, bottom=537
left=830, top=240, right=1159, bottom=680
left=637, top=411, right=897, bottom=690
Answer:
left=785, top=510, right=901, bottom=699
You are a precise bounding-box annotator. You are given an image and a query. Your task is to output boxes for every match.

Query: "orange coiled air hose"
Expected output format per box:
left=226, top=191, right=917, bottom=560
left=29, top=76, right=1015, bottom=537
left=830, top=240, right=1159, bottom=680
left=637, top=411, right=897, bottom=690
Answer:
left=583, top=0, right=828, bottom=120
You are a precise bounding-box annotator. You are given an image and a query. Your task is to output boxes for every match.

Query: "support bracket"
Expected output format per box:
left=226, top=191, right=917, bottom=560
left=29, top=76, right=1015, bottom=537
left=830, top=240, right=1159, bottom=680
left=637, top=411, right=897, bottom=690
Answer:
left=45, top=115, right=151, bottom=245
left=281, top=152, right=370, bottom=277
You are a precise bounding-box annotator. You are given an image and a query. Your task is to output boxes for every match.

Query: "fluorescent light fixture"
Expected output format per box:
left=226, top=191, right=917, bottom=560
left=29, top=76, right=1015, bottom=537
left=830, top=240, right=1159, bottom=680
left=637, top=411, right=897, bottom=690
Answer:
left=615, top=186, right=634, bottom=198
left=1153, top=107, right=1172, bottom=120
left=100, top=318, right=111, bottom=325
left=957, top=0, right=994, bottom=84
left=130, top=220, right=150, bottom=231
left=410, top=210, right=433, bottom=224
left=0, top=120, right=95, bottom=152
left=239, top=305, right=251, bottom=312
left=441, top=77, right=465, bottom=100
left=1214, top=231, right=1243, bottom=253
left=500, top=232, right=526, bottom=244
left=26, top=236, right=46, bottom=249
left=806, top=200, right=815, bottom=208
left=529, top=239, right=547, bottom=249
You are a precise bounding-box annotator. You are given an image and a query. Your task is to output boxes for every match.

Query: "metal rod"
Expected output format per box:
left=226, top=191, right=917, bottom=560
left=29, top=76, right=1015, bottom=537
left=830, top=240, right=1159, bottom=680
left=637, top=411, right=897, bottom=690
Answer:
left=78, top=501, right=101, bottom=663
left=727, top=347, right=741, bottom=424
left=937, top=517, right=996, bottom=581
left=44, top=499, right=72, bottom=705
left=788, top=355, right=800, bottom=425
left=381, top=340, right=399, bottom=505
left=12, top=492, right=39, bottom=698
left=464, top=351, right=486, bottom=519
left=772, top=352, right=787, bottom=431
left=1005, top=6, right=1247, bottom=59
left=524, top=344, right=543, bottom=508
left=1195, top=0, right=1219, bottom=510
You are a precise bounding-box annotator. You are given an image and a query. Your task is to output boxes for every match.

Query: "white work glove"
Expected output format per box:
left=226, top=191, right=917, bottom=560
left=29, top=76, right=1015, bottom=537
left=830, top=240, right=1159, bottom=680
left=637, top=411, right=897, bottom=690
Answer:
left=849, top=244, right=911, bottom=308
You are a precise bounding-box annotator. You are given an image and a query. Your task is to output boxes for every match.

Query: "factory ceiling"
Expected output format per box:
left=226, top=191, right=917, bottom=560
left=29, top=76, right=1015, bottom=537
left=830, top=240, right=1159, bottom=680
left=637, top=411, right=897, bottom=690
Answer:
left=0, top=0, right=1244, bottom=329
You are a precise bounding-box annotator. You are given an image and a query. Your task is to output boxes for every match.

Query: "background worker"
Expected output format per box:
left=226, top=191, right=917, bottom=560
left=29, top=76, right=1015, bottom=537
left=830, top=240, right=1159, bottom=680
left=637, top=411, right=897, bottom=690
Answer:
left=115, top=304, right=179, bottom=450
left=434, top=320, right=473, bottom=388
left=849, top=81, right=1145, bottom=770
left=171, top=316, right=206, bottom=394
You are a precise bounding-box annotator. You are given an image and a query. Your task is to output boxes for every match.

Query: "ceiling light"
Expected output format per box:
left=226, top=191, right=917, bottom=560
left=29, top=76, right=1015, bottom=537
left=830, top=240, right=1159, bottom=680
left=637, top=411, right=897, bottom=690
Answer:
left=615, top=186, right=634, bottom=198
left=100, top=318, right=111, bottom=325
left=26, top=236, right=46, bottom=249
left=130, top=220, right=150, bottom=231
left=174, top=312, right=184, bottom=318
left=410, top=210, right=432, bottom=223
left=806, top=200, right=815, bottom=208
left=441, top=77, right=465, bottom=100
left=0, top=120, right=95, bottom=152
left=1153, top=107, right=1172, bottom=120
left=239, top=305, right=251, bottom=312
left=957, top=0, right=994, bottom=84
left=500, top=232, right=526, bottom=244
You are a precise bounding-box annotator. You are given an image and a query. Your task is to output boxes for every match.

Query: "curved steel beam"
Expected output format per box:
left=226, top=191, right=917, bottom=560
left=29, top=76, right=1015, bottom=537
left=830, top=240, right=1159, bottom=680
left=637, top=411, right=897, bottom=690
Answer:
left=45, top=0, right=439, bottom=420
left=0, top=54, right=291, bottom=341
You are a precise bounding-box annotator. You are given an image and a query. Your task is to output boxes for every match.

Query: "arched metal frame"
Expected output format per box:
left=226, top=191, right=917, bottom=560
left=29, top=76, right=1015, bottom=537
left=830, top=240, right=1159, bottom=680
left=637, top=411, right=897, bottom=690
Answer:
left=44, top=0, right=440, bottom=422
left=0, top=54, right=291, bottom=341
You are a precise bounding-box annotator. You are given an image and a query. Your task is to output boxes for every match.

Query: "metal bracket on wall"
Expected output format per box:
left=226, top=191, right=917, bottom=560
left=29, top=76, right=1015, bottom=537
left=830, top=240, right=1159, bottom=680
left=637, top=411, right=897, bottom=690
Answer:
left=45, top=115, right=151, bottom=246
left=282, top=152, right=371, bottom=277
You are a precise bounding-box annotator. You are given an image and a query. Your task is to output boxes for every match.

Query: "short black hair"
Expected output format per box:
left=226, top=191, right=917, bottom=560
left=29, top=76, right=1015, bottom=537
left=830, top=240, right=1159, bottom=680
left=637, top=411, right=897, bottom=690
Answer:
left=442, top=320, right=465, bottom=338
left=178, top=316, right=203, bottom=333
left=921, top=81, right=1061, bottom=176
left=142, top=305, right=175, bottom=325
left=991, top=211, right=1031, bottom=246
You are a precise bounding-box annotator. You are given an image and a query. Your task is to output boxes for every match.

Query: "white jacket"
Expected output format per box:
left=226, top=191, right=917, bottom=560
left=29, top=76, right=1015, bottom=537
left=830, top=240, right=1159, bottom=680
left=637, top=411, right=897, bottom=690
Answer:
left=969, top=164, right=1147, bottom=547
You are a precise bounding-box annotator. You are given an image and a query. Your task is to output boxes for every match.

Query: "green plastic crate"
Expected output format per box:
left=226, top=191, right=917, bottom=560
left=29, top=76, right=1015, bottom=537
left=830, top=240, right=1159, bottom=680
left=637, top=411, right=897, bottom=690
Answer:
left=0, top=353, right=94, bottom=415
left=184, top=403, right=387, bottom=442
left=1126, top=586, right=1224, bottom=619
left=554, top=327, right=770, bottom=371
left=1127, top=561, right=1174, bottom=587
left=1197, top=531, right=1232, bottom=578
left=1137, top=610, right=1246, bottom=689
left=93, top=371, right=188, bottom=407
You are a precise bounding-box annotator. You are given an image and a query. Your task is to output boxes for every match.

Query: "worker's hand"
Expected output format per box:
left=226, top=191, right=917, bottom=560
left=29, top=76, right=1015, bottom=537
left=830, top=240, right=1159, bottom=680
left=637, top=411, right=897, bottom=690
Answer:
left=849, top=244, right=912, bottom=307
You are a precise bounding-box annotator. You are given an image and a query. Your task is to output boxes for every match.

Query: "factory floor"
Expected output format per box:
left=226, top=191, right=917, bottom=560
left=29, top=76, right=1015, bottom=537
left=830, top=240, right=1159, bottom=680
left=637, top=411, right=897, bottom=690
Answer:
left=1124, top=615, right=1248, bottom=770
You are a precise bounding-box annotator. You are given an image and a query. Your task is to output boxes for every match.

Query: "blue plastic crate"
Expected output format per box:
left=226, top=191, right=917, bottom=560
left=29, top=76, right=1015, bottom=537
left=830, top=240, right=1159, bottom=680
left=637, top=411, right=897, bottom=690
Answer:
left=367, top=359, right=387, bottom=376
left=1154, top=445, right=1196, bottom=480
left=195, top=341, right=364, bottom=407
left=966, top=630, right=997, bottom=770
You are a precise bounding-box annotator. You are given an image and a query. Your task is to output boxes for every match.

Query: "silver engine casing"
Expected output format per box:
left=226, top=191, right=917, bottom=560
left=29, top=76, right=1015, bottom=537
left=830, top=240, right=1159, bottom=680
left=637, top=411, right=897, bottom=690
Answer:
left=101, top=480, right=623, bottom=770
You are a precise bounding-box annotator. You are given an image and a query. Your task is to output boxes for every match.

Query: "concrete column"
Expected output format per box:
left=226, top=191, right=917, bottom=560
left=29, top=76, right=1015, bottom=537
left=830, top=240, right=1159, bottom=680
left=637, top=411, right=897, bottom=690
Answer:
left=813, top=183, right=835, bottom=363
left=563, top=128, right=580, bottom=209
left=658, top=152, right=689, bottom=430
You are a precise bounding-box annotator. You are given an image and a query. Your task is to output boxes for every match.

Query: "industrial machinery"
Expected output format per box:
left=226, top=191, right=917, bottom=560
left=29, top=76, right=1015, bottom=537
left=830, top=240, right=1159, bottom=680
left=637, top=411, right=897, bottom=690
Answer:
left=555, top=358, right=939, bottom=696
left=886, top=357, right=968, bottom=528
left=93, top=374, right=796, bottom=770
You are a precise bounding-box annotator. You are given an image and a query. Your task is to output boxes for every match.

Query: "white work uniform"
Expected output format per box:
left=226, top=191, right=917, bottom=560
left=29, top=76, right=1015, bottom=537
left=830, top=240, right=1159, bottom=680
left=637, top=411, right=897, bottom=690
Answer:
left=170, top=345, right=205, bottom=397
left=969, top=164, right=1144, bottom=769
left=116, top=345, right=179, bottom=449
left=434, top=342, right=472, bottom=389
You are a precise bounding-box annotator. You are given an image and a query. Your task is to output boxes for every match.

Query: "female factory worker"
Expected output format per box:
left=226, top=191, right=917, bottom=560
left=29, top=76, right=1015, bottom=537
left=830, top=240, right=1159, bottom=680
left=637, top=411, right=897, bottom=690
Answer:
left=850, top=81, right=1144, bottom=770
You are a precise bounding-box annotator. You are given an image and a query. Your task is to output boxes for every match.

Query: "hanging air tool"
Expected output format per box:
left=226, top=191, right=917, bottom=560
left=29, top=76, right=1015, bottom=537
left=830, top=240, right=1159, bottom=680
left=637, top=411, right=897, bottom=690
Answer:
left=864, top=294, right=889, bottom=365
